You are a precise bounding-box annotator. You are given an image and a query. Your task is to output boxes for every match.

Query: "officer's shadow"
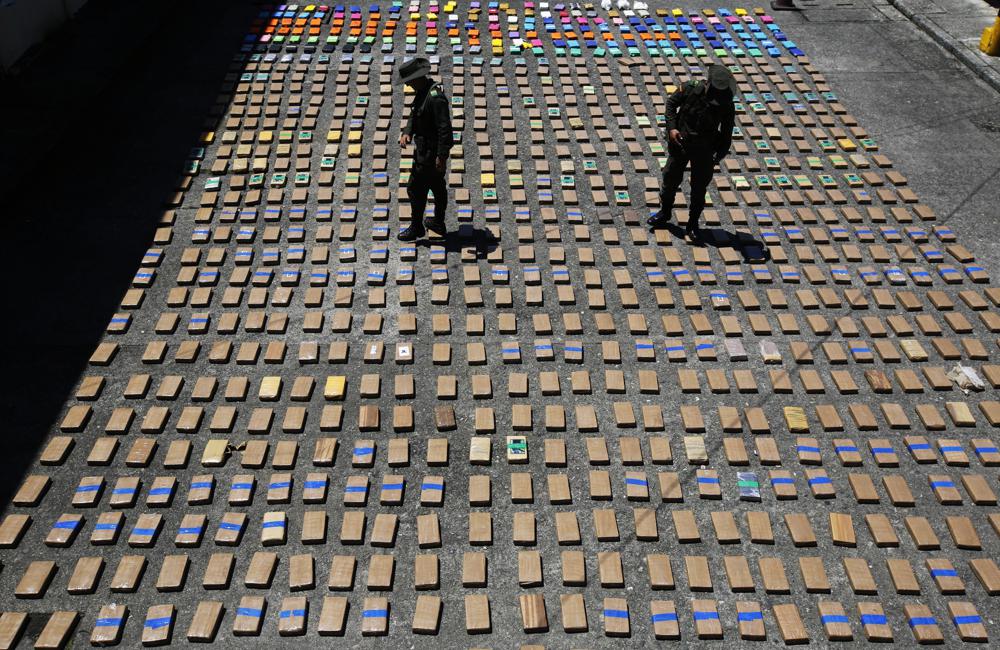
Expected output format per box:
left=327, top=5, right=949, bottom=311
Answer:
left=417, top=224, right=500, bottom=258
left=662, top=223, right=770, bottom=262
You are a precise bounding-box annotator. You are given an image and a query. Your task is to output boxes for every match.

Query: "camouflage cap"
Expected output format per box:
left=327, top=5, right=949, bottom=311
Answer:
left=707, top=64, right=738, bottom=93
left=398, top=57, right=432, bottom=84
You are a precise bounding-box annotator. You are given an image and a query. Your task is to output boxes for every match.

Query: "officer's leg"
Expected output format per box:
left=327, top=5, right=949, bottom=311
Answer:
left=686, top=151, right=715, bottom=234
left=658, top=147, right=689, bottom=213
left=426, top=167, right=448, bottom=226
left=649, top=146, right=688, bottom=226
left=406, top=166, right=429, bottom=229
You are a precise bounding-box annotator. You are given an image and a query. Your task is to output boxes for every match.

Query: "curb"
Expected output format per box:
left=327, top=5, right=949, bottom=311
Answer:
left=886, top=0, right=1000, bottom=94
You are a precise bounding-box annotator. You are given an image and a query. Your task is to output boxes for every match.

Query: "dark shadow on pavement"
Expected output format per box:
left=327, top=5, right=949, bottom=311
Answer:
left=659, top=222, right=770, bottom=262
left=418, top=225, right=500, bottom=257
left=0, top=0, right=260, bottom=508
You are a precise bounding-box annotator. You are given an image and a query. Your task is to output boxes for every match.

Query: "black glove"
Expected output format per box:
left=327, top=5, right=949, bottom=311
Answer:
left=714, top=151, right=728, bottom=164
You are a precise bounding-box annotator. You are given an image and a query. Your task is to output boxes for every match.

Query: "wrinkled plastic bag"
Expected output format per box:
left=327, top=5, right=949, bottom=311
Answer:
left=947, top=364, right=985, bottom=393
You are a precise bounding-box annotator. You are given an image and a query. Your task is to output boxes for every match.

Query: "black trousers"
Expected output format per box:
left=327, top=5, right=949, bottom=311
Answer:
left=659, top=143, right=715, bottom=229
left=406, top=162, right=447, bottom=226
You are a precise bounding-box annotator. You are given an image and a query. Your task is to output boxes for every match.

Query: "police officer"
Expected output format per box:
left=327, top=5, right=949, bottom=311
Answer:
left=648, top=64, right=737, bottom=243
left=397, top=57, right=453, bottom=241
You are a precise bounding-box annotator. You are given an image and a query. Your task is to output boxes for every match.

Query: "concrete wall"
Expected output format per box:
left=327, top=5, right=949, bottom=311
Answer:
left=0, top=0, right=89, bottom=71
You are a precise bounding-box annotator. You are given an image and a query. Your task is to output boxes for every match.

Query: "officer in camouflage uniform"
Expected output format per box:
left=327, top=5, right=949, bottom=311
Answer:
left=397, top=57, right=453, bottom=241
left=648, top=64, right=737, bottom=243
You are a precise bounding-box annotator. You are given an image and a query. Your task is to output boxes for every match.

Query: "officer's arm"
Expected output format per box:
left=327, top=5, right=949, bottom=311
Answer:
left=663, top=84, right=686, bottom=132
left=402, top=96, right=417, bottom=136
left=715, top=102, right=736, bottom=156
left=433, top=96, right=453, bottom=159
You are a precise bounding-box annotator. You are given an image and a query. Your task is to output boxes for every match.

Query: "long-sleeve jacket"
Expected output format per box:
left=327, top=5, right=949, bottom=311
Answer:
left=664, top=80, right=735, bottom=156
left=402, top=83, right=453, bottom=166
